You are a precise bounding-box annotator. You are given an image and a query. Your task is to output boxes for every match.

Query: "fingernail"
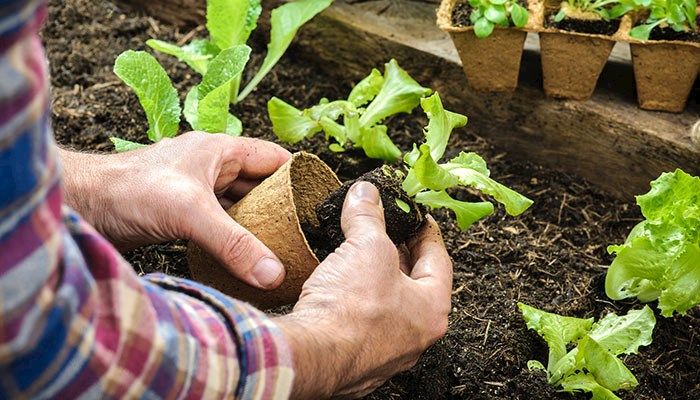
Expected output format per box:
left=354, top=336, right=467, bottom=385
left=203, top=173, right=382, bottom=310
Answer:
left=253, top=258, right=284, bottom=288
left=350, top=181, right=380, bottom=204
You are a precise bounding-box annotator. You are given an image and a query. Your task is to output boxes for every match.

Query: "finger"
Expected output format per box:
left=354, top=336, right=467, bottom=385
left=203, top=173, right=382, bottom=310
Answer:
left=340, top=182, right=387, bottom=240
left=218, top=136, right=292, bottom=179
left=407, top=215, right=452, bottom=292
left=398, top=244, right=412, bottom=275
left=223, top=177, right=263, bottom=201
left=190, top=196, right=286, bottom=290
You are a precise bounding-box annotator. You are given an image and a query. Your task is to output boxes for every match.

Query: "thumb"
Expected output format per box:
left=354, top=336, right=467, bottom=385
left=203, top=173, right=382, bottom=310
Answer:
left=189, top=197, right=285, bottom=290
left=341, top=181, right=387, bottom=240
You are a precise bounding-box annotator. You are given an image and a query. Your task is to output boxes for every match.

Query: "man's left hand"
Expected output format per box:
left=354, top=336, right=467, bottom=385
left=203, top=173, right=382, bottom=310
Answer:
left=60, top=132, right=291, bottom=289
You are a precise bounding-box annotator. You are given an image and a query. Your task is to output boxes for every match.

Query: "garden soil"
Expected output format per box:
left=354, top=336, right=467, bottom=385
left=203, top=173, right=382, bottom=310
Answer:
left=43, top=1, right=699, bottom=399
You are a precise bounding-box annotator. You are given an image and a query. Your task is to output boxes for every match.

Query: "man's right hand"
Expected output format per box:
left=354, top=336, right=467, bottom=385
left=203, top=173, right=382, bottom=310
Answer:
left=275, top=181, right=453, bottom=399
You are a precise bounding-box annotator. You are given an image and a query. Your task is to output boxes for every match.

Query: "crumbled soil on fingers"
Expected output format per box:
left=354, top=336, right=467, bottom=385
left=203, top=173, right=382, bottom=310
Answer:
left=44, top=1, right=700, bottom=399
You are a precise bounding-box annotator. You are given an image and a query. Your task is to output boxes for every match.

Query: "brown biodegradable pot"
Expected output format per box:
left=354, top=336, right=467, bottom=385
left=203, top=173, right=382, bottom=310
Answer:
left=539, top=32, right=615, bottom=99
left=187, top=152, right=341, bottom=309
left=438, top=0, right=528, bottom=92
left=537, top=0, right=617, bottom=100
left=629, top=42, right=700, bottom=113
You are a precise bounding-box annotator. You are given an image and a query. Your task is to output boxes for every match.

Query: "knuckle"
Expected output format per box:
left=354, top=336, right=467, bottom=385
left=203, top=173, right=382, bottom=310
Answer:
left=221, top=229, right=255, bottom=268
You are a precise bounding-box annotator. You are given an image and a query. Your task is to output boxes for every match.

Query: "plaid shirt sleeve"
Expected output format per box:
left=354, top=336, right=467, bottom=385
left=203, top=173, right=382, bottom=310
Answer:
left=0, top=1, right=294, bottom=399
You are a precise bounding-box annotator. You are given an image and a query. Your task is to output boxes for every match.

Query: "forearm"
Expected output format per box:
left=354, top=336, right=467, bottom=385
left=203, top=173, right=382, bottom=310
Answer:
left=58, top=148, right=149, bottom=249
left=274, top=315, right=344, bottom=399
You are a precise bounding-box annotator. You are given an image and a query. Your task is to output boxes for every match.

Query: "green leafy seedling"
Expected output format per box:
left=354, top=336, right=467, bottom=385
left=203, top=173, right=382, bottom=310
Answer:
left=606, top=169, right=700, bottom=317
left=110, top=0, right=332, bottom=151
left=553, top=0, right=627, bottom=22
left=519, top=303, right=656, bottom=400
left=149, top=0, right=331, bottom=103
left=467, top=0, right=529, bottom=38
left=268, top=59, right=431, bottom=163
left=625, top=0, right=698, bottom=40
left=271, top=60, right=533, bottom=230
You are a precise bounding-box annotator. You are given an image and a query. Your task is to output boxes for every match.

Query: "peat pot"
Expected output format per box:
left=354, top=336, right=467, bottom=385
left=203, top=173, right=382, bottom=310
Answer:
left=188, top=152, right=341, bottom=309
left=630, top=42, right=700, bottom=113
left=438, top=0, right=527, bottom=92
left=539, top=31, right=615, bottom=100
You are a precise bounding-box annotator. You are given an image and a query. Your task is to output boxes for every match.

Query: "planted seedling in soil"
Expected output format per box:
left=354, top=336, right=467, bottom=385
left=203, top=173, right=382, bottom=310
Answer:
left=605, top=169, right=700, bottom=317
left=519, top=303, right=656, bottom=400
left=450, top=0, right=529, bottom=38
left=622, top=0, right=699, bottom=41
left=299, top=86, right=534, bottom=259
left=549, top=0, right=626, bottom=35
left=109, top=0, right=332, bottom=151
left=268, top=59, right=431, bottom=163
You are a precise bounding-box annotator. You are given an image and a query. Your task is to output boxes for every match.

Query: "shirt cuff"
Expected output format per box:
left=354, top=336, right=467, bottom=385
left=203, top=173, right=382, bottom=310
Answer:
left=143, top=273, right=294, bottom=399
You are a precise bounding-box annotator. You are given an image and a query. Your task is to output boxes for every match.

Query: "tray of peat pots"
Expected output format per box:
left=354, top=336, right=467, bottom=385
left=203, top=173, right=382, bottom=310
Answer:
left=535, top=0, right=627, bottom=100
left=437, top=0, right=534, bottom=92
left=187, top=152, right=425, bottom=309
left=621, top=2, right=699, bottom=112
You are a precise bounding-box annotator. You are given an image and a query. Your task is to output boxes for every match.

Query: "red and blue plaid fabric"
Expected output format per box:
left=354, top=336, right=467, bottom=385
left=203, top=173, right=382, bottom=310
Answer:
left=0, top=1, right=294, bottom=398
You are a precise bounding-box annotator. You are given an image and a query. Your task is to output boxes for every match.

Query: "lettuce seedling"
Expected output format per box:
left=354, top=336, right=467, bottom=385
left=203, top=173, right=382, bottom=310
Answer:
left=619, top=0, right=698, bottom=40
left=519, top=303, right=656, bottom=400
left=271, top=60, right=533, bottom=229
left=148, top=0, right=331, bottom=102
left=553, top=0, right=624, bottom=22
left=109, top=47, right=251, bottom=151
left=467, top=0, right=529, bottom=38
left=268, top=59, right=432, bottom=162
left=605, top=169, right=700, bottom=317
left=401, top=93, right=533, bottom=230
left=110, top=0, right=331, bottom=151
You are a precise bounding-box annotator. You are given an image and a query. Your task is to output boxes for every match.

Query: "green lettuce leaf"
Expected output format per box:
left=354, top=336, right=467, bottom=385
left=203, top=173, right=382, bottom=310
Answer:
left=268, top=97, right=322, bottom=143
left=415, top=190, right=494, bottom=230
left=357, top=124, right=401, bottom=162
left=360, top=59, right=432, bottom=127
left=146, top=39, right=219, bottom=75
left=113, top=50, right=181, bottom=142
left=348, top=68, right=384, bottom=107
left=405, top=92, right=467, bottom=165
left=577, top=336, right=638, bottom=391
left=518, top=303, right=593, bottom=372
left=207, top=0, right=262, bottom=51
left=606, top=169, right=700, bottom=316
left=559, top=373, right=621, bottom=400
left=110, top=137, right=147, bottom=153
left=519, top=304, right=655, bottom=399
left=238, top=0, right=332, bottom=101
left=412, top=144, right=460, bottom=191
left=444, top=153, right=534, bottom=216
left=192, top=45, right=251, bottom=135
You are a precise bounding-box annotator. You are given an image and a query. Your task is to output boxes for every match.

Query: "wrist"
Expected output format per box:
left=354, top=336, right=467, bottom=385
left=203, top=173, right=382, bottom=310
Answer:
left=274, top=310, right=361, bottom=399
left=58, top=149, right=134, bottom=242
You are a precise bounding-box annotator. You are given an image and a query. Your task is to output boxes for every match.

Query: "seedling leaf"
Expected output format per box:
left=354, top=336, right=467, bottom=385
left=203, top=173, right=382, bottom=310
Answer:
left=207, top=0, right=262, bottom=50
left=238, top=0, right=333, bottom=101
left=606, top=169, right=700, bottom=316
left=360, top=59, right=432, bottom=127
left=146, top=39, right=218, bottom=75
left=113, top=50, right=181, bottom=142
left=415, top=190, right=494, bottom=230
left=110, top=137, right=147, bottom=153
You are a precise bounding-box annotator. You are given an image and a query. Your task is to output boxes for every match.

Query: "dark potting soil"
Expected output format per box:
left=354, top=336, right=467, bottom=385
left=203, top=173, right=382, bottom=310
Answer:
left=307, top=167, right=425, bottom=261
left=549, top=16, right=621, bottom=36
left=648, top=24, right=700, bottom=42
left=43, top=0, right=700, bottom=399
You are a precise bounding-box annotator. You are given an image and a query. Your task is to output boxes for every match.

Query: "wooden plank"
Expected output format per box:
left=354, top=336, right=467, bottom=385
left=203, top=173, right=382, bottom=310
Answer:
left=116, top=0, right=700, bottom=199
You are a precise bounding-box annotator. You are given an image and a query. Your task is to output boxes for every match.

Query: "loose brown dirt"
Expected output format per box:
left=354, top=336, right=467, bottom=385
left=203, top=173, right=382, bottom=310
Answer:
left=43, top=1, right=699, bottom=399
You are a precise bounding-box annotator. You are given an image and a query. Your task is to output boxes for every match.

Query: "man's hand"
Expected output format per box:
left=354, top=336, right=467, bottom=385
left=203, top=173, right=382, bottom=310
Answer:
left=275, top=182, right=453, bottom=399
left=60, top=132, right=291, bottom=290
